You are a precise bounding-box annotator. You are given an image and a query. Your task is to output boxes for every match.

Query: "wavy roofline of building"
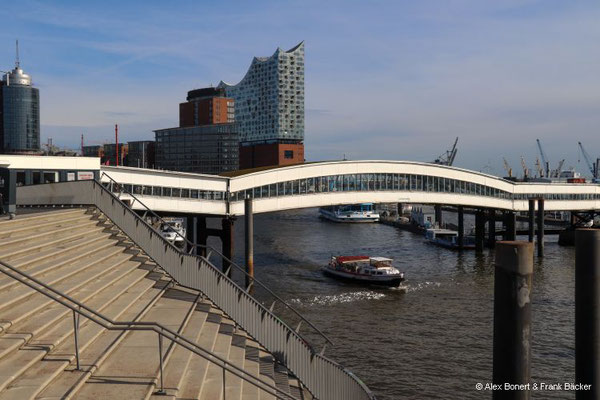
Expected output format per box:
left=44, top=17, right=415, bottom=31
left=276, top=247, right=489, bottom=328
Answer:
left=218, top=41, right=304, bottom=88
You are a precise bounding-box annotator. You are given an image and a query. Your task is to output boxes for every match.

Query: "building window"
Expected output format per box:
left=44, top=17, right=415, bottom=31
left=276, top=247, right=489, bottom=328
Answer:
left=284, top=150, right=294, bottom=159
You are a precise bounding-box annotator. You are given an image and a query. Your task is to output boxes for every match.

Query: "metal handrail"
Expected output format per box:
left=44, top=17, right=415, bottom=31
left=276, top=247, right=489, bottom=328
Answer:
left=99, top=171, right=334, bottom=347
left=0, top=258, right=298, bottom=400
left=15, top=179, right=377, bottom=400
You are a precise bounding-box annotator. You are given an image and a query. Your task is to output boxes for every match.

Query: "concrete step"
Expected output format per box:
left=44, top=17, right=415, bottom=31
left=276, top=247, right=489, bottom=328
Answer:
left=0, top=214, right=95, bottom=242
left=0, top=259, right=146, bottom=393
left=176, top=304, right=223, bottom=400
left=0, top=232, right=119, bottom=293
left=0, top=231, right=109, bottom=280
left=0, top=265, right=154, bottom=400
left=146, top=301, right=210, bottom=400
left=258, top=348, right=277, bottom=400
left=0, top=252, right=134, bottom=335
left=223, top=330, right=248, bottom=400
left=0, top=209, right=87, bottom=232
left=35, top=275, right=171, bottom=400
left=73, top=287, right=199, bottom=399
left=0, top=225, right=107, bottom=263
left=241, top=343, right=261, bottom=400
left=0, top=219, right=103, bottom=256
left=198, top=321, right=235, bottom=400
left=0, top=244, right=127, bottom=314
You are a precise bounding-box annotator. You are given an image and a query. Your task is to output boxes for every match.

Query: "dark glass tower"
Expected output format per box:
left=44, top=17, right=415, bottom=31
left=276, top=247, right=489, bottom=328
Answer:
left=0, top=52, right=40, bottom=154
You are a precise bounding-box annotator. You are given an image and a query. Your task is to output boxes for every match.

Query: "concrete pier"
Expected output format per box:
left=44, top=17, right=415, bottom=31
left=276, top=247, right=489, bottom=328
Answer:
left=504, top=211, right=516, bottom=241
left=488, top=208, right=496, bottom=248
left=493, top=241, right=533, bottom=400
left=575, top=229, right=600, bottom=399
left=221, top=217, right=234, bottom=277
left=475, top=210, right=485, bottom=252
left=435, top=205, right=443, bottom=228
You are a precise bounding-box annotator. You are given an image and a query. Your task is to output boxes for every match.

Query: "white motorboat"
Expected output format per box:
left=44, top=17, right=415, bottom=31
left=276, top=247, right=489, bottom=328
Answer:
left=319, top=203, right=379, bottom=223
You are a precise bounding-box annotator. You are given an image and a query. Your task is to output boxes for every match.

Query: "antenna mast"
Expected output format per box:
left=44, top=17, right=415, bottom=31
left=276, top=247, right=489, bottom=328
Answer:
left=15, top=39, right=20, bottom=68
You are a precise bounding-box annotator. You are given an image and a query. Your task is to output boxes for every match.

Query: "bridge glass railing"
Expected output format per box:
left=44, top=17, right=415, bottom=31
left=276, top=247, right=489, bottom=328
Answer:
left=230, top=173, right=600, bottom=203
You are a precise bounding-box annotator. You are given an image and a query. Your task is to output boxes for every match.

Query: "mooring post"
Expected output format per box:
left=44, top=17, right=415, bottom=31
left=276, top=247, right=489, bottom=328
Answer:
left=435, top=204, right=443, bottom=228
left=244, top=196, right=254, bottom=291
left=457, top=206, right=464, bottom=249
left=493, top=241, right=533, bottom=400
left=221, top=217, right=234, bottom=278
left=575, top=229, right=600, bottom=399
left=475, top=209, right=485, bottom=253
left=528, top=199, right=535, bottom=243
left=488, top=208, right=496, bottom=248
left=537, top=199, right=544, bottom=257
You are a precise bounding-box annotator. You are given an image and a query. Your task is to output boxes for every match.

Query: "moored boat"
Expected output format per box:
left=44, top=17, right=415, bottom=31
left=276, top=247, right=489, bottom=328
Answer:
left=322, top=256, right=405, bottom=287
left=160, top=218, right=186, bottom=247
left=425, top=228, right=475, bottom=249
left=319, top=203, right=379, bottom=223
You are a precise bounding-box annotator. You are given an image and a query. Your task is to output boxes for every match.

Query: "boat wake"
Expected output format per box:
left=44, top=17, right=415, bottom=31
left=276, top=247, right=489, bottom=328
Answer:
left=289, top=291, right=386, bottom=306
left=399, top=281, right=441, bottom=293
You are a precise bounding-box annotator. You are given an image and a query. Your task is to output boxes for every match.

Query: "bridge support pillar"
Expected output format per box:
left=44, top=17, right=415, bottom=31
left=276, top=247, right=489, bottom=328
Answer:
left=0, top=168, right=16, bottom=218
left=503, top=212, right=516, bottom=241
left=457, top=206, right=464, bottom=250
left=221, top=217, right=235, bottom=278
left=196, top=216, right=207, bottom=257
left=575, top=229, right=600, bottom=399
left=186, top=215, right=197, bottom=255
left=493, top=241, right=533, bottom=398
left=435, top=205, right=443, bottom=228
left=245, top=197, right=254, bottom=291
left=488, top=209, right=496, bottom=248
left=528, top=199, right=535, bottom=243
left=475, top=210, right=485, bottom=253
left=537, top=199, right=544, bottom=257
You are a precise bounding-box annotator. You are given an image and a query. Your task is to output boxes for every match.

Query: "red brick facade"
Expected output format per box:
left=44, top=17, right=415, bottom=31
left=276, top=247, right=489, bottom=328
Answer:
left=179, top=98, right=232, bottom=127
left=239, top=142, right=304, bottom=169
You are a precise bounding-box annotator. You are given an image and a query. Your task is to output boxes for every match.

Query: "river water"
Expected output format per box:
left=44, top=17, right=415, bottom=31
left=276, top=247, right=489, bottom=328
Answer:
left=217, top=208, right=576, bottom=399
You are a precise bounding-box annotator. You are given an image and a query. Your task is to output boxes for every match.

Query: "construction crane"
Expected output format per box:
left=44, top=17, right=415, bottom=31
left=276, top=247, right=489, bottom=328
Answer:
left=534, top=157, right=544, bottom=178
left=502, top=158, right=513, bottom=177
left=433, top=137, right=459, bottom=166
left=552, top=159, right=565, bottom=178
left=536, top=139, right=550, bottom=177
left=520, top=156, right=530, bottom=178
left=578, top=141, right=599, bottom=179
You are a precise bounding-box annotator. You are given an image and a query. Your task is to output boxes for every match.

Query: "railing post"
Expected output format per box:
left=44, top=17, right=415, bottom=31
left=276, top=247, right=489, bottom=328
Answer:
left=222, top=365, right=226, bottom=400
left=493, top=241, right=533, bottom=400
left=72, top=309, right=80, bottom=370
left=157, top=333, right=164, bottom=394
left=575, top=229, right=600, bottom=399
left=245, top=196, right=254, bottom=291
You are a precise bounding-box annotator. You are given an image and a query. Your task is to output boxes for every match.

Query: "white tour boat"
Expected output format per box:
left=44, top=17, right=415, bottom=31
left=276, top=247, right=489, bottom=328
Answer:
left=319, top=203, right=380, bottom=223
left=425, top=228, right=475, bottom=249
left=322, top=256, right=405, bottom=287
left=160, top=219, right=186, bottom=247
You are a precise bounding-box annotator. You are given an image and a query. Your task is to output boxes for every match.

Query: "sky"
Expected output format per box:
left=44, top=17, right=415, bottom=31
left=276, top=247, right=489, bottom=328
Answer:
left=1, top=0, right=599, bottom=176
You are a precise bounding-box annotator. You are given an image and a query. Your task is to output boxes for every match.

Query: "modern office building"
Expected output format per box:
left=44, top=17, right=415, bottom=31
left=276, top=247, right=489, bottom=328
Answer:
left=218, top=42, right=305, bottom=169
left=154, top=124, right=238, bottom=174
left=82, top=145, right=104, bottom=158
left=154, top=88, right=239, bottom=174
left=127, top=140, right=155, bottom=169
left=0, top=48, right=40, bottom=154
left=103, top=143, right=128, bottom=166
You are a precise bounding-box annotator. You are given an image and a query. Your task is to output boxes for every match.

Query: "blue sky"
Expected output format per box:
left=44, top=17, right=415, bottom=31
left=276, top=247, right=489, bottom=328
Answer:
left=1, top=0, right=599, bottom=175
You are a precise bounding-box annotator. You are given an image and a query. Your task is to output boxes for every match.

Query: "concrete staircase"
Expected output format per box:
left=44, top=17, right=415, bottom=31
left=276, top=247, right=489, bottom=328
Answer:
left=0, top=208, right=311, bottom=400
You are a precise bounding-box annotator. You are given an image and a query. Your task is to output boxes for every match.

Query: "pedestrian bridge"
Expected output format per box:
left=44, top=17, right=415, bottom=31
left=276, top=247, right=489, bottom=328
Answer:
left=17, top=161, right=600, bottom=215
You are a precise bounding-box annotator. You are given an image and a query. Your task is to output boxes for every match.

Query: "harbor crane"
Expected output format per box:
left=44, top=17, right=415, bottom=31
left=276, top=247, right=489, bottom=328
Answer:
left=433, top=137, right=459, bottom=166
left=520, top=156, right=530, bottom=178
left=534, top=157, right=544, bottom=178
left=536, top=139, right=550, bottom=177
left=578, top=141, right=600, bottom=180
left=502, top=158, right=513, bottom=177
